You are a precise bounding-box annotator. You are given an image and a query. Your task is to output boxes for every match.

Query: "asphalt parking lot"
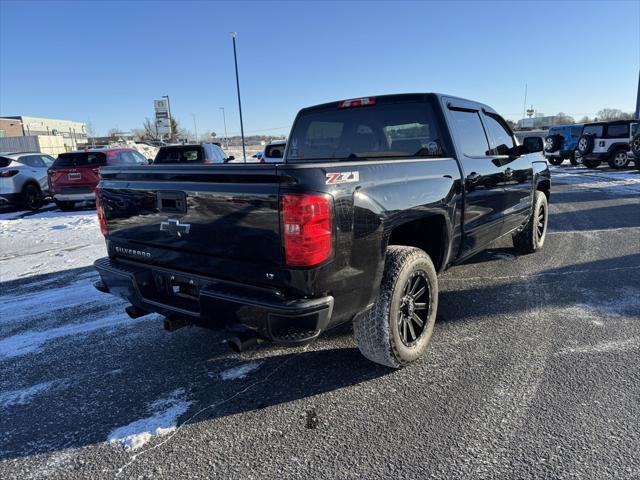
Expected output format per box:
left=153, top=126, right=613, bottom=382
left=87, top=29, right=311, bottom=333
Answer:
left=0, top=165, right=639, bottom=480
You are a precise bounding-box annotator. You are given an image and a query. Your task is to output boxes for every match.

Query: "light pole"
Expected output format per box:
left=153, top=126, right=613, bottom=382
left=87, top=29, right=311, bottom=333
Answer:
left=229, top=32, right=246, bottom=162
left=192, top=113, right=198, bottom=142
left=163, top=95, right=172, bottom=141
left=219, top=107, right=228, bottom=149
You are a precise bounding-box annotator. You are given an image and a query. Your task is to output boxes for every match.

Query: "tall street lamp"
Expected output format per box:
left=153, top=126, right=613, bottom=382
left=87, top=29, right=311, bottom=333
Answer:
left=163, top=95, right=172, bottom=141
left=229, top=32, right=246, bottom=162
left=192, top=113, right=198, bottom=142
left=219, top=107, right=228, bottom=149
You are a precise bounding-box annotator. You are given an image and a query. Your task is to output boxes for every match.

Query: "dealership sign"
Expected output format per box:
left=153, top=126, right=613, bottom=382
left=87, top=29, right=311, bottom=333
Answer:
left=154, top=99, right=171, bottom=135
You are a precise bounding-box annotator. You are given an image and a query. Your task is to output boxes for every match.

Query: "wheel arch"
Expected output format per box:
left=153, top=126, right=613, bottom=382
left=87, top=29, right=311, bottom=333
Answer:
left=386, top=213, right=450, bottom=273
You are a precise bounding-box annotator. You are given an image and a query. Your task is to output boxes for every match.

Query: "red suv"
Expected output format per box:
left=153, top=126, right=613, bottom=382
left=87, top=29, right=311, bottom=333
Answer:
left=48, top=148, right=148, bottom=210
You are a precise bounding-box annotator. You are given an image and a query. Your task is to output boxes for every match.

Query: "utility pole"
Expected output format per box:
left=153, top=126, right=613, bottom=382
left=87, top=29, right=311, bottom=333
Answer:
left=192, top=113, right=198, bottom=142
left=635, top=69, right=640, bottom=120
left=230, top=32, right=246, bottom=162
left=163, top=95, right=172, bottom=141
left=522, top=83, right=528, bottom=126
left=219, top=107, right=228, bottom=149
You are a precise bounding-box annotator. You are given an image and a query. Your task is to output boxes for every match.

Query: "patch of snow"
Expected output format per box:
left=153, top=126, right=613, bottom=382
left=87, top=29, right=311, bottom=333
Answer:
left=219, top=361, right=262, bottom=381
left=0, top=380, right=61, bottom=408
left=108, top=389, right=192, bottom=450
left=0, top=312, right=148, bottom=359
left=0, top=209, right=104, bottom=282
left=0, top=276, right=109, bottom=325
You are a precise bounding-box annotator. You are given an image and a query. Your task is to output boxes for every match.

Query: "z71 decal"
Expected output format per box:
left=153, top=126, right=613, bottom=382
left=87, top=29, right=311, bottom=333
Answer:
left=325, top=171, right=360, bottom=185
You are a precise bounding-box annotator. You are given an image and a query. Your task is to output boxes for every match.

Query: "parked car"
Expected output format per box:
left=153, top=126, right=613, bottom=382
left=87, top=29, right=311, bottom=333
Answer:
left=262, top=140, right=287, bottom=163
left=153, top=143, right=231, bottom=164
left=0, top=151, right=55, bottom=210
left=576, top=120, right=639, bottom=169
left=48, top=148, right=148, bottom=211
left=94, top=93, right=549, bottom=368
left=544, top=124, right=584, bottom=166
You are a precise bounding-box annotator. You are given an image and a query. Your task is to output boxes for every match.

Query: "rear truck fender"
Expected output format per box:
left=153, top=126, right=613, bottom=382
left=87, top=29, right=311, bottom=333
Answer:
left=347, top=173, right=460, bottom=322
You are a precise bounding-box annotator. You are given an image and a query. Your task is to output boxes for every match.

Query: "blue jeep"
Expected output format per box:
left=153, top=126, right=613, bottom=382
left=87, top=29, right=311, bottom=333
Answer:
left=544, top=124, right=584, bottom=166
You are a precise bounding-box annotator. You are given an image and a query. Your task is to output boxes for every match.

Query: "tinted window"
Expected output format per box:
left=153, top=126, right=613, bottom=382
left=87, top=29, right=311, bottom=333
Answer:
left=570, top=126, right=582, bottom=139
left=449, top=109, right=490, bottom=157
left=583, top=125, right=603, bottom=136
left=110, top=151, right=138, bottom=165
left=265, top=143, right=286, bottom=158
left=287, top=101, right=444, bottom=161
left=131, top=151, right=149, bottom=164
left=483, top=113, right=515, bottom=153
left=53, top=152, right=107, bottom=167
left=154, top=146, right=204, bottom=164
left=0, top=156, right=14, bottom=168
left=606, top=124, right=629, bottom=138
left=213, top=145, right=226, bottom=162
left=523, top=137, right=543, bottom=153
left=41, top=155, right=55, bottom=167
left=549, top=127, right=565, bottom=137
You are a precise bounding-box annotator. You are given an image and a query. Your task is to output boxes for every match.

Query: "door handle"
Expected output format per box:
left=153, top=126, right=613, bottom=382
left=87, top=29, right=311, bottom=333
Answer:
left=466, top=172, right=481, bottom=183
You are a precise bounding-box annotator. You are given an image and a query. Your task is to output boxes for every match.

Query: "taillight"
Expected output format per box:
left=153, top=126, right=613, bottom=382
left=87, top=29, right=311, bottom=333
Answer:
left=95, top=188, right=108, bottom=236
left=0, top=170, right=19, bottom=178
left=281, top=193, right=332, bottom=267
left=338, top=97, right=376, bottom=108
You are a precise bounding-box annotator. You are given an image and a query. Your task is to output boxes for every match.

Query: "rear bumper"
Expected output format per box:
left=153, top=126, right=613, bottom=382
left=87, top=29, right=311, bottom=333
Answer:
left=53, top=192, right=96, bottom=201
left=94, top=257, right=334, bottom=344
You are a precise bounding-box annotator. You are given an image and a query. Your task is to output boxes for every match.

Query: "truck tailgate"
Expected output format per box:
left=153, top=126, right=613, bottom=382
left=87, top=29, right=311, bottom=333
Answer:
left=99, top=165, right=282, bottom=281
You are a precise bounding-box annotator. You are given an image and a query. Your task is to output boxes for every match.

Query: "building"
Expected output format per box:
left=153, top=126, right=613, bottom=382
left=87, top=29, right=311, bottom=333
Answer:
left=0, top=118, right=24, bottom=137
left=0, top=116, right=87, bottom=149
left=516, top=114, right=560, bottom=130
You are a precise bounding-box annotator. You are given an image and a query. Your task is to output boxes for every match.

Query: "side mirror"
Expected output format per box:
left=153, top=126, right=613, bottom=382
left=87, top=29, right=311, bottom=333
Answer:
left=147, top=158, right=153, bottom=164
left=227, top=156, right=235, bottom=161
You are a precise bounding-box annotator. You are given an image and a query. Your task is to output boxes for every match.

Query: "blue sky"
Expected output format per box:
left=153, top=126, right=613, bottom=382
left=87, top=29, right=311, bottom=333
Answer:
left=1, top=0, right=638, bottom=137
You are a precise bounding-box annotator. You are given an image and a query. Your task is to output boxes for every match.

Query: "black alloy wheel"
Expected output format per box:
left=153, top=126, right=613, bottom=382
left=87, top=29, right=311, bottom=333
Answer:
left=398, top=272, right=431, bottom=346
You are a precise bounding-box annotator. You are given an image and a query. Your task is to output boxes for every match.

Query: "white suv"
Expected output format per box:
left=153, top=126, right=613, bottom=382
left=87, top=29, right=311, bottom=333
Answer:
left=576, top=120, right=639, bottom=169
left=0, top=152, right=55, bottom=210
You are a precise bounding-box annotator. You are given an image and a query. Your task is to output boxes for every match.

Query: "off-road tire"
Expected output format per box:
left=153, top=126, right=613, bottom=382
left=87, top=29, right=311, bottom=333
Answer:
left=544, top=134, right=562, bottom=153
left=577, top=134, right=594, bottom=156
left=570, top=150, right=581, bottom=166
left=55, top=200, right=76, bottom=211
left=607, top=149, right=630, bottom=169
left=353, top=246, right=438, bottom=368
left=631, top=133, right=640, bottom=158
left=512, top=191, right=548, bottom=254
left=22, top=184, right=42, bottom=211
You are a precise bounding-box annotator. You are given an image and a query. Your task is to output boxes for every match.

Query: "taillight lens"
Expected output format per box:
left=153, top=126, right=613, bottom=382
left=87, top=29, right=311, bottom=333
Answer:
left=0, top=170, right=19, bottom=178
left=281, top=193, right=332, bottom=267
left=95, top=188, right=108, bottom=236
left=338, top=97, right=376, bottom=108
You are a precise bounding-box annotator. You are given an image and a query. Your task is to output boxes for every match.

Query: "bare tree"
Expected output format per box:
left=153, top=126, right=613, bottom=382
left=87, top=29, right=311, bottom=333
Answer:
left=578, top=116, right=592, bottom=124
left=107, top=127, right=120, bottom=137
left=596, top=109, right=634, bottom=121
left=555, top=112, right=575, bottom=124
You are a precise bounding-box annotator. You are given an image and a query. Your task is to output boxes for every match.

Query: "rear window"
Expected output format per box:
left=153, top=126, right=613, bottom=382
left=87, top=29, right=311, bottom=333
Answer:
left=583, top=125, right=603, bottom=137
left=265, top=143, right=286, bottom=158
left=606, top=124, right=629, bottom=138
left=287, top=100, right=444, bottom=162
left=0, top=157, right=13, bottom=168
left=549, top=127, right=565, bottom=137
left=154, top=146, right=204, bottom=164
left=53, top=152, right=107, bottom=167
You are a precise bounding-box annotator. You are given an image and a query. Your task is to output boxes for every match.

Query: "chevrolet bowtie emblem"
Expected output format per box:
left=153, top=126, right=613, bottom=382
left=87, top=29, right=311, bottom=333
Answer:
left=160, top=218, right=191, bottom=236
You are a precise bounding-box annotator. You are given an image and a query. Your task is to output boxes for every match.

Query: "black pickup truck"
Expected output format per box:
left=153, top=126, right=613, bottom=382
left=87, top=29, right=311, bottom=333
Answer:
left=94, top=93, right=550, bottom=368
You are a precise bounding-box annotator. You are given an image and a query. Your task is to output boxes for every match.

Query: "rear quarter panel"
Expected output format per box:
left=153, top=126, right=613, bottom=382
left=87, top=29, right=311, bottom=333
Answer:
left=279, top=157, right=462, bottom=325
